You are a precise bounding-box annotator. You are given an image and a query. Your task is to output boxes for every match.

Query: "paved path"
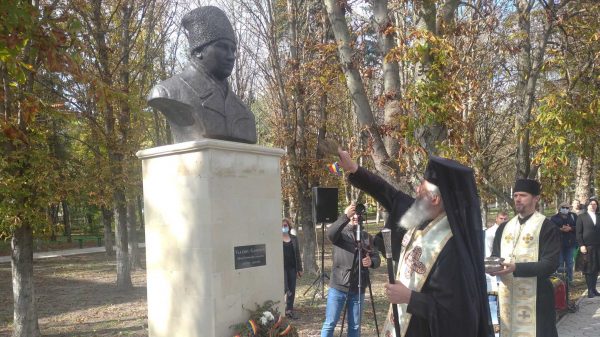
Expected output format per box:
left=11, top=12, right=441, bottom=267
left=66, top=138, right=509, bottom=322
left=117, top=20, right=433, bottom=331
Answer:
left=0, top=243, right=145, bottom=264
left=557, top=279, right=600, bottom=337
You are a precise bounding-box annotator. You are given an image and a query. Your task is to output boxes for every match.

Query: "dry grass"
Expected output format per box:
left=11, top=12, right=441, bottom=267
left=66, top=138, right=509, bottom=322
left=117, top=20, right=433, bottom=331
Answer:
left=0, top=228, right=392, bottom=337
left=0, top=254, right=148, bottom=337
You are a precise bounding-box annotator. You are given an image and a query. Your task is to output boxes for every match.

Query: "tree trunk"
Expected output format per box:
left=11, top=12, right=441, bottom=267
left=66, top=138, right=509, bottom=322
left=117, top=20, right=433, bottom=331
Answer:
left=481, top=202, right=489, bottom=229
left=412, top=0, right=460, bottom=154
left=102, top=206, right=114, bottom=257
left=114, top=191, right=132, bottom=289
left=574, top=155, right=592, bottom=204
left=323, top=0, right=399, bottom=186
left=372, top=0, right=401, bottom=157
left=137, top=195, right=144, bottom=231
left=283, top=0, right=319, bottom=274
left=85, top=211, right=94, bottom=234
left=514, top=0, right=556, bottom=179
left=114, top=192, right=132, bottom=289
left=47, top=204, right=59, bottom=242
left=61, top=200, right=72, bottom=242
left=299, top=189, right=318, bottom=274
left=11, top=223, right=40, bottom=337
left=127, top=198, right=141, bottom=270
left=514, top=0, right=533, bottom=179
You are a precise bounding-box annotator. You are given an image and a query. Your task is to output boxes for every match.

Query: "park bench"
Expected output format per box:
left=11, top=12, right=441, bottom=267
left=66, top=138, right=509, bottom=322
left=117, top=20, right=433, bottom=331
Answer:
left=75, top=236, right=103, bottom=248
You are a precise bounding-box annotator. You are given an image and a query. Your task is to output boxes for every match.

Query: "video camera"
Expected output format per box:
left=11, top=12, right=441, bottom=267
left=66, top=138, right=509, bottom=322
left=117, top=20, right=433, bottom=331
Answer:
left=352, top=203, right=366, bottom=225
left=355, top=203, right=366, bottom=216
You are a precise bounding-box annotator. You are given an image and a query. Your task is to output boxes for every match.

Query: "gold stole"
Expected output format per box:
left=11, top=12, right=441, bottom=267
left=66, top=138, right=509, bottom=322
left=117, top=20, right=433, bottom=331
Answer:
left=498, top=212, right=545, bottom=337
left=382, top=214, right=453, bottom=337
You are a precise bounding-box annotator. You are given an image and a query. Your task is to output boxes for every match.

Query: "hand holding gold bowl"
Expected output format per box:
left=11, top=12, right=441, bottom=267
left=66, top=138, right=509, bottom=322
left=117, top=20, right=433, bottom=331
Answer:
left=484, top=257, right=505, bottom=274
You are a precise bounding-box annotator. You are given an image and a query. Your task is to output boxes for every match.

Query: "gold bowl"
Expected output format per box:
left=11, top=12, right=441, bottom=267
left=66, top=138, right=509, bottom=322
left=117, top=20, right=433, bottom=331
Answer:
left=484, top=257, right=505, bottom=273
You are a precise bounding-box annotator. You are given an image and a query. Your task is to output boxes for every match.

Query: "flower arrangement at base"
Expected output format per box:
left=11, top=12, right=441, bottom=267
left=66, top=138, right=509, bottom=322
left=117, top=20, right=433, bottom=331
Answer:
left=231, top=300, right=299, bottom=337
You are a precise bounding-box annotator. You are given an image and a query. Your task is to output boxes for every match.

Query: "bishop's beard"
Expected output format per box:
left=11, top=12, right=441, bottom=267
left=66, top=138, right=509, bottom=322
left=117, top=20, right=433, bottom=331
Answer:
left=398, top=196, right=436, bottom=230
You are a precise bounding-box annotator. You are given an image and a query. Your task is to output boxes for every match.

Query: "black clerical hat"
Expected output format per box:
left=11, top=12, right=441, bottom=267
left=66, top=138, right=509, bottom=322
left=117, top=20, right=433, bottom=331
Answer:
left=513, top=178, right=541, bottom=196
left=424, top=156, right=493, bottom=337
left=423, top=156, right=471, bottom=187
left=423, top=157, right=481, bottom=241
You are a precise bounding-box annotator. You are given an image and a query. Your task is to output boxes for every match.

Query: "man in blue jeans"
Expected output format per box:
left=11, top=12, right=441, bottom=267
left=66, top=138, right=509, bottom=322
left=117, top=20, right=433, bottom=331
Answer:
left=550, top=202, right=577, bottom=283
left=321, top=203, right=380, bottom=337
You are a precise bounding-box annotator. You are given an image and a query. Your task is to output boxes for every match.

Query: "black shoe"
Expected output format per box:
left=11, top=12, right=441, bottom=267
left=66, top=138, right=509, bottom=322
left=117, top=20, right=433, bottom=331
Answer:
left=594, top=289, right=600, bottom=296
left=588, top=292, right=595, bottom=298
left=285, top=311, right=298, bottom=320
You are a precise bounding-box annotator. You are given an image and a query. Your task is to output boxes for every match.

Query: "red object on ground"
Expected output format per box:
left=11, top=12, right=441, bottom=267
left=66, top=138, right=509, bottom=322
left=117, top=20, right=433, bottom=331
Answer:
left=550, top=276, right=567, bottom=310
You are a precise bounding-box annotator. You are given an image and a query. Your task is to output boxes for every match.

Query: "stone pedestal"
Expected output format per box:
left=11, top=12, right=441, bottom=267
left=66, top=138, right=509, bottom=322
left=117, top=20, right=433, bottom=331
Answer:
left=137, top=139, right=285, bottom=337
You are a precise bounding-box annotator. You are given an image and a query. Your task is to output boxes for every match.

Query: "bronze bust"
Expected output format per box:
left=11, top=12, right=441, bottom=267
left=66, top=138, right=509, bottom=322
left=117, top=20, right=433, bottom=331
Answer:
left=147, top=6, right=257, bottom=144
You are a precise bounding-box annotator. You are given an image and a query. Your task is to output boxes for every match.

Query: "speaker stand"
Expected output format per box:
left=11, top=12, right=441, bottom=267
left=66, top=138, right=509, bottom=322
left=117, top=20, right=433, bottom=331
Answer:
left=303, top=222, right=329, bottom=304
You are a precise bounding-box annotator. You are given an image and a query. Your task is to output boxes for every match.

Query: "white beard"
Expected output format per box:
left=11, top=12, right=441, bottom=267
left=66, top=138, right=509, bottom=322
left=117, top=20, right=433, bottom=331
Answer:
left=398, top=197, right=436, bottom=230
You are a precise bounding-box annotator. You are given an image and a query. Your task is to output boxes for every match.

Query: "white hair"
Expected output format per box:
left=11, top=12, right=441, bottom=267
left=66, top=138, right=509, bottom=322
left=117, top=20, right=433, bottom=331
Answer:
left=423, top=181, right=440, bottom=196
left=398, top=181, right=443, bottom=230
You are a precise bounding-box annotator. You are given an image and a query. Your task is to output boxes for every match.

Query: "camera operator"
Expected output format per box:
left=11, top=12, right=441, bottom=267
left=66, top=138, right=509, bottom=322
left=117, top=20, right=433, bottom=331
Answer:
left=320, top=203, right=380, bottom=337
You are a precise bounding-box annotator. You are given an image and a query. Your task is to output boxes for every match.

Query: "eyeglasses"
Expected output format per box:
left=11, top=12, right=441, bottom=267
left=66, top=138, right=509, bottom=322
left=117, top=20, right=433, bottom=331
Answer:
left=560, top=207, right=570, bottom=210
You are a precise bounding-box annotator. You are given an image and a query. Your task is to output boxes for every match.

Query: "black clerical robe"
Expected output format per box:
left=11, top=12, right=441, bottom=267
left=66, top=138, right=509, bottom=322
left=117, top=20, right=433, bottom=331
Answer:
left=491, top=218, right=560, bottom=337
left=349, top=167, right=489, bottom=337
left=403, top=235, right=482, bottom=337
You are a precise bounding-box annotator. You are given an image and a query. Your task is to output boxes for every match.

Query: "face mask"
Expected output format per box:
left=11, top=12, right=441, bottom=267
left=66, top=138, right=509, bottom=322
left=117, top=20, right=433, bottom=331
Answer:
left=559, top=208, right=569, bottom=215
left=282, top=227, right=289, bottom=234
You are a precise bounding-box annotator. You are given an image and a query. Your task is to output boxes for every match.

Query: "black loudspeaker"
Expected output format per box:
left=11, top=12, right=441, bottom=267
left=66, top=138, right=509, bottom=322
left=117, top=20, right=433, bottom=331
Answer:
left=312, top=187, right=338, bottom=223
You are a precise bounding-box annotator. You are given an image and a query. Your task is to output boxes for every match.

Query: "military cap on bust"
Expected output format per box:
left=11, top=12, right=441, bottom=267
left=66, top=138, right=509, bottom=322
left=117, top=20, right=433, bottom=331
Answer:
left=182, top=6, right=236, bottom=53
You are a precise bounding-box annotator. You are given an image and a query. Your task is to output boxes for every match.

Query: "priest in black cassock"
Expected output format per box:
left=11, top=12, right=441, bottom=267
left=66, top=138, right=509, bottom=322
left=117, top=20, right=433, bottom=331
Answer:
left=489, top=179, right=559, bottom=337
left=337, top=151, right=493, bottom=337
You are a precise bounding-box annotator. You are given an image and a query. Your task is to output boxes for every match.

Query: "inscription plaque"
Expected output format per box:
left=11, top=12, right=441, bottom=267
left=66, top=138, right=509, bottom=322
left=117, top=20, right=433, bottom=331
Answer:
left=234, top=244, right=266, bottom=269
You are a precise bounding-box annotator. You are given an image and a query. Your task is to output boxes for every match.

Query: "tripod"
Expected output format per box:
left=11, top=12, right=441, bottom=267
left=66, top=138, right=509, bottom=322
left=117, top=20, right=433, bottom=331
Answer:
left=304, top=222, right=330, bottom=304
left=338, top=216, right=380, bottom=337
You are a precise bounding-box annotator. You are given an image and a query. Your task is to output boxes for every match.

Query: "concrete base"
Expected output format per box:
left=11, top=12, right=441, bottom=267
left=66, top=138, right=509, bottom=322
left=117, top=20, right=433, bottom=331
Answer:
left=137, top=139, right=285, bottom=337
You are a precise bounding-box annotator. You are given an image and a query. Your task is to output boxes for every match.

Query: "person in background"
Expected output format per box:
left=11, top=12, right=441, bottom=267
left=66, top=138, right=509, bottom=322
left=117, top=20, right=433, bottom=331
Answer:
left=575, top=198, right=600, bottom=298
left=282, top=218, right=302, bottom=318
left=485, top=211, right=508, bottom=330
left=320, top=203, right=380, bottom=337
left=489, top=179, right=560, bottom=337
left=550, top=202, right=577, bottom=284
left=486, top=212, right=509, bottom=257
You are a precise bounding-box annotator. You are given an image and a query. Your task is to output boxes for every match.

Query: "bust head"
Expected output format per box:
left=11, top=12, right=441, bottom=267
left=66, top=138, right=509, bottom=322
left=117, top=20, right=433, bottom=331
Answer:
left=183, top=6, right=237, bottom=80
left=147, top=6, right=257, bottom=145
left=192, top=39, right=236, bottom=80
